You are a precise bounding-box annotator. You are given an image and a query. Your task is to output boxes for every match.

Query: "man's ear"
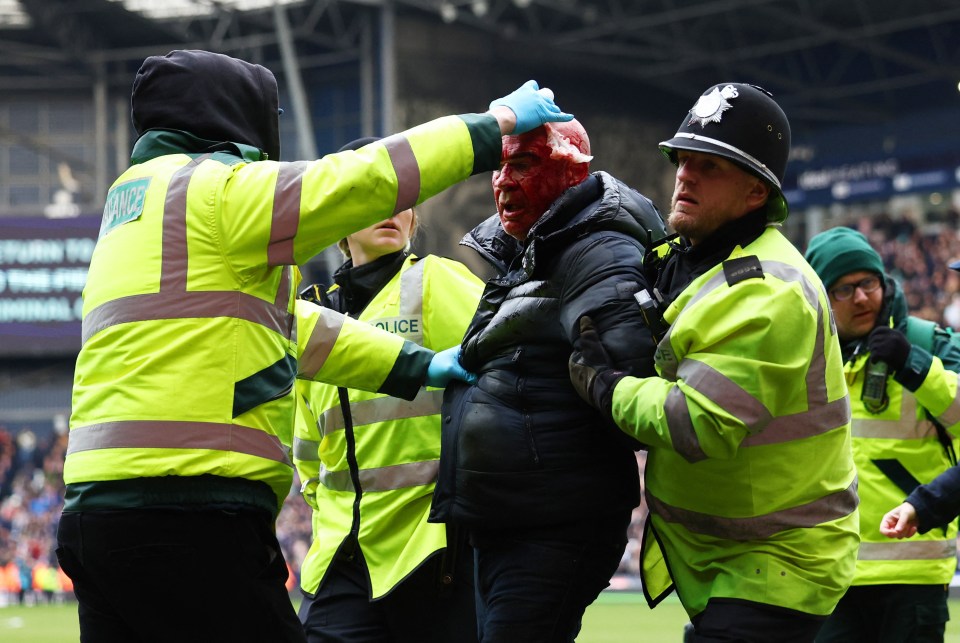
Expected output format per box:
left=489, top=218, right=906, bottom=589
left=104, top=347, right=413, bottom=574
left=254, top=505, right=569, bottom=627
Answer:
left=568, top=162, right=590, bottom=186
left=745, top=178, right=771, bottom=209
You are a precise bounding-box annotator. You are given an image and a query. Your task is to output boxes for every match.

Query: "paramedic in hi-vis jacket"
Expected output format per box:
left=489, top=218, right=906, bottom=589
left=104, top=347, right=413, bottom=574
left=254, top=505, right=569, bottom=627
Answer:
left=55, top=49, right=572, bottom=643
left=805, top=227, right=960, bottom=643
left=569, top=83, right=860, bottom=643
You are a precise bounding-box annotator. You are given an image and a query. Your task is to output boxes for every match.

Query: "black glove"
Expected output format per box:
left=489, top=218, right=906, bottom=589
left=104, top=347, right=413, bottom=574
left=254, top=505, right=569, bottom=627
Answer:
left=569, top=316, right=626, bottom=418
left=866, top=326, right=911, bottom=372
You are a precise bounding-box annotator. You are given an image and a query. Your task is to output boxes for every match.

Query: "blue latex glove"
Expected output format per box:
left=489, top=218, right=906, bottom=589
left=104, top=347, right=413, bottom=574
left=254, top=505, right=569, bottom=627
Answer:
left=426, top=346, right=477, bottom=388
left=489, top=80, right=574, bottom=134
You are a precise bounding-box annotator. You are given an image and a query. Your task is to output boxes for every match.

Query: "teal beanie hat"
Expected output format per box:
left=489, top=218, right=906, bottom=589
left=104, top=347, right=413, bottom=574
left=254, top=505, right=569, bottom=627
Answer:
left=804, top=227, right=884, bottom=290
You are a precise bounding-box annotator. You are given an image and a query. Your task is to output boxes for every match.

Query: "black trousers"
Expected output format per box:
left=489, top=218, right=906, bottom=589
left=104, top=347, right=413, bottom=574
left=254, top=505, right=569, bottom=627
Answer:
left=57, top=507, right=305, bottom=643
left=297, top=534, right=478, bottom=643
left=687, top=598, right=827, bottom=643
left=469, top=523, right=628, bottom=643
left=815, top=584, right=949, bottom=643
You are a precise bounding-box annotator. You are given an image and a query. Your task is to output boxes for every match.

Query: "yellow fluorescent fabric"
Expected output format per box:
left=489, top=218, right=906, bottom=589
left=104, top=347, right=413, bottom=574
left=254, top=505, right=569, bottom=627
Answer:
left=614, top=227, right=859, bottom=618
left=295, top=299, right=405, bottom=390
left=845, top=351, right=959, bottom=585
left=67, top=113, right=490, bottom=511
left=296, top=256, right=483, bottom=598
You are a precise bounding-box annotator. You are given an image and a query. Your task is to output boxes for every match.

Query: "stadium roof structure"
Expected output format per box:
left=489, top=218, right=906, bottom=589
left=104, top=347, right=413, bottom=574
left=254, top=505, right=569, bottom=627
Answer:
left=0, top=0, right=958, bottom=130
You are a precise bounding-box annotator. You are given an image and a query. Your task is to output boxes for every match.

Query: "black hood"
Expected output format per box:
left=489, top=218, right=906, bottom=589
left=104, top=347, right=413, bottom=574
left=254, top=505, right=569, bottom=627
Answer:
left=131, top=49, right=281, bottom=161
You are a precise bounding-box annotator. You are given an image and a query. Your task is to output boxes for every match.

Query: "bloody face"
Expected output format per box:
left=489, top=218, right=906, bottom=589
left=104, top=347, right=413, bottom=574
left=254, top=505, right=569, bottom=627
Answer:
left=492, top=126, right=587, bottom=241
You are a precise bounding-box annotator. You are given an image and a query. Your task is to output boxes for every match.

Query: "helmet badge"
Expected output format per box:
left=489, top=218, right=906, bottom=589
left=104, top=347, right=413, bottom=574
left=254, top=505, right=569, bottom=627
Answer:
left=688, top=84, right=739, bottom=128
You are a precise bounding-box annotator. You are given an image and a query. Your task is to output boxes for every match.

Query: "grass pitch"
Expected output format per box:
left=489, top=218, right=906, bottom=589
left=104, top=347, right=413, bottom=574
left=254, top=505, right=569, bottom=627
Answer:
left=5, top=593, right=960, bottom=641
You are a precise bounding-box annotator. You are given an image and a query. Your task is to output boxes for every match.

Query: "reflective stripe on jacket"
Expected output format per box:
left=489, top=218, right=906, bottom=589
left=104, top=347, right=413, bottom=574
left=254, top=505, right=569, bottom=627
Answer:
left=615, top=226, right=859, bottom=618
left=66, top=114, right=499, bottom=512
left=295, top=255, right=483, bottom=598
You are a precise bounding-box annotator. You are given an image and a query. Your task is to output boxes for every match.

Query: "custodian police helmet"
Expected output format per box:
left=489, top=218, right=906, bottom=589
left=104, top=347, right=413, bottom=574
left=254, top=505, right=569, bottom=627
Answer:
left=659, top=83, right=791, bottom=223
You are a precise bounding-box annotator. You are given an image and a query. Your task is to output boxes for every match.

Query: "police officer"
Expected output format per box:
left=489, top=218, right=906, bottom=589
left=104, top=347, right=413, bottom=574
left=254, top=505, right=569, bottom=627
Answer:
left=569, top=83, right=859, bottom=642
left=294, top=138, right=483, bottom=643
left=55, top=49, right=572, bottom=643
left=805, top=227, right=960, bottom=643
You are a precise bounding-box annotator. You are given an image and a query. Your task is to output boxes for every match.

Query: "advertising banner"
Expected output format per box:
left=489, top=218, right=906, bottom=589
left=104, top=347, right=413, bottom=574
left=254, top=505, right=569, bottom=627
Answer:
left=0, top=216, right=99, bottom=357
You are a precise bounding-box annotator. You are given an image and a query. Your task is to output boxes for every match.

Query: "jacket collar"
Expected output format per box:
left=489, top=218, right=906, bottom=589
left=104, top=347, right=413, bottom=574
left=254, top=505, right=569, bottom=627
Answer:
left=646, top=206, right=771, bottom=305
left=130, top=128, right=266, bottom=165
left=462, top=171, right=663, bottom=274
left=685, top=206, right=769, bottom=262
left=332, top=251, right=410, bottom=316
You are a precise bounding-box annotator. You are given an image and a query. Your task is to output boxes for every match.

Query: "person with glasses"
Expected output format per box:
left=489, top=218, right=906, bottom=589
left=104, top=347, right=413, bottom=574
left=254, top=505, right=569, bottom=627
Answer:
left=805, top=226, right=960, bottom=643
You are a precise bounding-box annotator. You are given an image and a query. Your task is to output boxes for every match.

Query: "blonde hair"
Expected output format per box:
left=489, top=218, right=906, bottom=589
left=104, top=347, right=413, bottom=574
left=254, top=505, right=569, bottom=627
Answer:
left=337, top=237, right=351, bottom=258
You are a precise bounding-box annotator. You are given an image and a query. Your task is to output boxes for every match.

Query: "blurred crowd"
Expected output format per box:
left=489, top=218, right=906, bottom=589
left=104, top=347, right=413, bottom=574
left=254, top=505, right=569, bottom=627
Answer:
left=0, top=426, right=70, bottom=605
left=856, top=209, right=960, bottom=328
left=0, top=422, right=307, bottom=606
left=3, top=209, right=960, bottom=605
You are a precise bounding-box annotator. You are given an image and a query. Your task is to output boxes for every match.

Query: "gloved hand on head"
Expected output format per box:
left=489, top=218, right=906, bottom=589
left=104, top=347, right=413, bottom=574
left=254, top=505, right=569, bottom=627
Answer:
left=489, top=80, right=574, bottom=134
left=568, top=316, right=626, bottom=419
left=426, top=346, right=477, bottom=388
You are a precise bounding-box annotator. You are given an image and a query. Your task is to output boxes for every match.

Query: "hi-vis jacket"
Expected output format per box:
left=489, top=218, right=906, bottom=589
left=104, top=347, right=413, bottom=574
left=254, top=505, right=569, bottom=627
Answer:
left=619, top=220, right=859, bottom=619
left=64, top=114, right=502, bottom=516
left=294, top=255, right=483, bottom=599
left=843, top=278, right=960, bottom=586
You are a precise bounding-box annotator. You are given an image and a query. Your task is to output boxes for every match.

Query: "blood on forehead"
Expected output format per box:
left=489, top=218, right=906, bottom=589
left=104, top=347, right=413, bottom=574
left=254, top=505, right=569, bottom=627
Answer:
left=501, top=121, right=592, bottom=164
left=494, top=122, right=593, bottom=241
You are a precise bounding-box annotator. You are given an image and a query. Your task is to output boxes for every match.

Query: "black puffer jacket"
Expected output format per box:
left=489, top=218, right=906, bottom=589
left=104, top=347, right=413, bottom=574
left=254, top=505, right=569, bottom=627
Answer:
left=429, top=171, right=667, bottom=532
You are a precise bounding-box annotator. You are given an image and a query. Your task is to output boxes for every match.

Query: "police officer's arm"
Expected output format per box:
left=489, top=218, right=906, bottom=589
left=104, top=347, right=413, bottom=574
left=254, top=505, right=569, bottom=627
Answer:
left=597, top=277, right=820, bottom=459
left=559, top=234, right=657, bottom=380
left=296, top=299, right=475, bottom=398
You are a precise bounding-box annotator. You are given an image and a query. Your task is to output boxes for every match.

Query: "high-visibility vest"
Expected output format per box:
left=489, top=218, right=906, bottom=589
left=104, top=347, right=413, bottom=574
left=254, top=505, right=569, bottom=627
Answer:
left=618, top=226, right=859, bottom=618
left=845, top=335, right=960, bottom=585
left=295, top=255, right=483, bottom=598
left=65, top=114, right=500, bottom=512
